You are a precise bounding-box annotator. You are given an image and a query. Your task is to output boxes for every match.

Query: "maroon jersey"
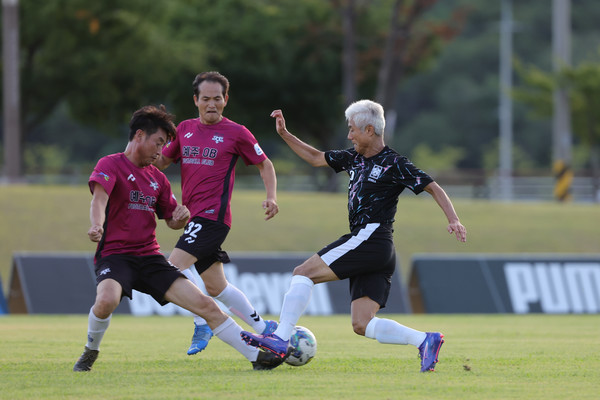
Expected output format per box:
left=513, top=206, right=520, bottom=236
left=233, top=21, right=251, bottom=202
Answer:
left=162, top=117, right=267, bottom=227
left=89, top=153, right=178, bottom=259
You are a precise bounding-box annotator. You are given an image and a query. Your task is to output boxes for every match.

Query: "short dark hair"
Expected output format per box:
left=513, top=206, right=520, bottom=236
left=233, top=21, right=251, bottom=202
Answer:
left=129, top=105, right=176, bottom=142
left=192, top=71, right=230, bottom=97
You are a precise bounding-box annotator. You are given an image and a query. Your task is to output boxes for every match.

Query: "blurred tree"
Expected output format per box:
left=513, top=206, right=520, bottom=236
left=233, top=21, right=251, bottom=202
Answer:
left=373, top=0, right=466, bottom=136
left=18, top=0, right=204, bottom=140
left=393, top=0, right=600, bottom=174
left=411, top=142, right=465, bottom=173
left=513, top=59, right=600, bottom=195
left=4, top=0, right=541, bottom=186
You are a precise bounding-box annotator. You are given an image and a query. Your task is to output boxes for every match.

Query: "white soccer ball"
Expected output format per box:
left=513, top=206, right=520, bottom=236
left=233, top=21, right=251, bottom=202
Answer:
left=285, top=326, right=317, bottom=366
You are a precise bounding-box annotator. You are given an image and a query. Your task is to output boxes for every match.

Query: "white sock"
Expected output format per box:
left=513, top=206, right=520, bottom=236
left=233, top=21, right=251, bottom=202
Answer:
left=364, top=317, right=427, bottom=347
left=86, top=307, right=111, bottom=350
left=214, top=283, right=266, bottom=334
left=181, top=268, right=208, bottom=326
left=273, top=275, right=314, bottom=341
left=212, top=317, right=259, bottom=362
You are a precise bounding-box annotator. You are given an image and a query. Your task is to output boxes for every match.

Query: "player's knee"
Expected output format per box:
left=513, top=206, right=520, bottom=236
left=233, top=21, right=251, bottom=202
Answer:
left=204, top=278, right=229, bottom=297
left=204, top=284, right=222, bottom=297
left=352, top=320, right=367, bottom=336
left=292, top=264, right=316, bottom=281
left=292, top=265, right=306, bottom=276
left=93, top=298, right=118, bottom=318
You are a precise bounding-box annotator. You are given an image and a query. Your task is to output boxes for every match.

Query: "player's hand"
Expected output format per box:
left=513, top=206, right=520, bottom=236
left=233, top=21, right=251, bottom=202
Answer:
left=172, top=204, right=190, bottom=222
left=262, top=199, right=279, bottom=221
left=88, top=225, right=104, bottom=242
left=447, top=221, right=467, bottom=242
left=270, top=109, right=288, bottom=136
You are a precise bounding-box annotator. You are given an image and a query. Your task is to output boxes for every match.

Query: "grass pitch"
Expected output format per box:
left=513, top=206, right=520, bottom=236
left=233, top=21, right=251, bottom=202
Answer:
left=1, top=186, right=599, bottom=398
left=1, top=314, right=599, bottom=399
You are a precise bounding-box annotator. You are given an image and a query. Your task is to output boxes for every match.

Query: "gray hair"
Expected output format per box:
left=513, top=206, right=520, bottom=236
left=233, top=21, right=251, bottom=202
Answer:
left=344, top=100, right=386, bottom=136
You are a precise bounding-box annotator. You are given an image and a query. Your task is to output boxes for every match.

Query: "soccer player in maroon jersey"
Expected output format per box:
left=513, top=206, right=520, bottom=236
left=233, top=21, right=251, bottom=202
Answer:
left=73, top=105, right=283, bottom=371
left=155, top=72, right=278, bottom=356
left=241, top=100, right=467, bottom=372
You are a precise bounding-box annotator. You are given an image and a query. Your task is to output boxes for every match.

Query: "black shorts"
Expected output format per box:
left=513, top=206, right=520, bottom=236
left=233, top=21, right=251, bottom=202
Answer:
left=174, top=216, right=231, bottom=274
left=317, top=223, right=396, bottom=308
left=95, top=254, right=185, bottom=306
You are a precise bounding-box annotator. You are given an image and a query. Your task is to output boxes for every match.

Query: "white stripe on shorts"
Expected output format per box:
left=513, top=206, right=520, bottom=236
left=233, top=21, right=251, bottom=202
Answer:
left=320, top=223, right=380, bottom=266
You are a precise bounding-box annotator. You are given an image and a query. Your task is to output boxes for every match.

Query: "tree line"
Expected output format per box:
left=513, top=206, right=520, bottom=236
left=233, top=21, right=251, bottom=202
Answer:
left=2, top=0, right=600, bottom=187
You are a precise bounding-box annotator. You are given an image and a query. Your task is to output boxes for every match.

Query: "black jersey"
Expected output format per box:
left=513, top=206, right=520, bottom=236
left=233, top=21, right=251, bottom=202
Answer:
left=325, top=146, right=433, bottom=231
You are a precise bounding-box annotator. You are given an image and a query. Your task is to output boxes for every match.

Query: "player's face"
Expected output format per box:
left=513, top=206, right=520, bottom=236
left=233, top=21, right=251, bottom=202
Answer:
left=194, top=80, right=228, bottom=125
left=347, top=120, right=369, bottom=155
left=140, top=129, right=168, bottom=167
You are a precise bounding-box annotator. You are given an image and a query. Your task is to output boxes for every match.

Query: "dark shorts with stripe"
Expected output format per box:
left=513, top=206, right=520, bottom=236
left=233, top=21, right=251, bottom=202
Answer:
left=317, top=223, right=396, bottom=309
left=95, top=254, right=185, bottom=306
left=174, top=216, right=231, bottom=274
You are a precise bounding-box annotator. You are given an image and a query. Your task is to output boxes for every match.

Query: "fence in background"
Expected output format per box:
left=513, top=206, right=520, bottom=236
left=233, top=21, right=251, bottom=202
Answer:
left=3, top=172, right=599, bottom=202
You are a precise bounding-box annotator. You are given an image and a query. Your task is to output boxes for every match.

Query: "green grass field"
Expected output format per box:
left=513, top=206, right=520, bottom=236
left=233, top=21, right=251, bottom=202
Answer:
left=0, top=314, right=599, bottom=399
left=1, top=185, right=600, bottom=399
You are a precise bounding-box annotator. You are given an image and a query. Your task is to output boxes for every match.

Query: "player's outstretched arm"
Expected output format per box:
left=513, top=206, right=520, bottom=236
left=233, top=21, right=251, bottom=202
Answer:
left=270, top=109, right=327, bottom=167
left=423, top=182, right=467, bottom=243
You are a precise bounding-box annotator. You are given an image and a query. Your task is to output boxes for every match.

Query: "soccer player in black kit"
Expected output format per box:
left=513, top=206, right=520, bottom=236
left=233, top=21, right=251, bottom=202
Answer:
left=241, top=100, right=467, bottom=372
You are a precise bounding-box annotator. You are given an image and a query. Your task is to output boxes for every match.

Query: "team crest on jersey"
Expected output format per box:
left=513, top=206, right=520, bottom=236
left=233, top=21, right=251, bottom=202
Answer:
left=254, top=143, right=264, bottom=156
left=149, top=181, right=159, bottom=191
left=369, top=165, right=384, bottom=182
left=212, top=135, right=224, bottom=144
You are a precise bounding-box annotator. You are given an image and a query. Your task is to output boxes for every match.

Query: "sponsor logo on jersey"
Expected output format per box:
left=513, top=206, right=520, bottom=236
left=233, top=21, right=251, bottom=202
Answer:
left=184, top=132, right=194, bottom=139
left=212, top=135, right=224, bottom=144
left=127, top=174, right=135, bottom=182
left=254, top=143, right=264, bottom=156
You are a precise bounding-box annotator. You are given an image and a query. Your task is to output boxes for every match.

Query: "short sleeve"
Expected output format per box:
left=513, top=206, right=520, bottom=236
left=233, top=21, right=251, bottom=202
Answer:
left=89, top=156, right=117, bottom=196
left=236, top=125, right=268, bottom=166
left=397, top=157, right=433, bottom=194
left=325, top=149, right=355, bottom=173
